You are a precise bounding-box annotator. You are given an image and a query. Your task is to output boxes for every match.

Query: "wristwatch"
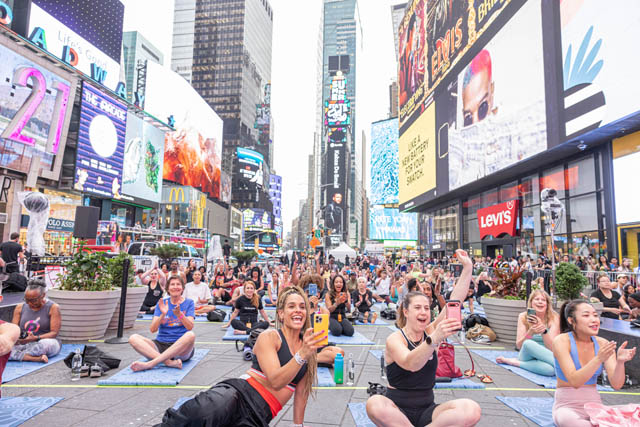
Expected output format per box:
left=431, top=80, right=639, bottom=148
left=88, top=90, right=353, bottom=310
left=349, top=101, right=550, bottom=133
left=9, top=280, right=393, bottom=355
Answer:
left=425, top=335, right=433, bottom=345
left=542, top=328, right=548, bottom=335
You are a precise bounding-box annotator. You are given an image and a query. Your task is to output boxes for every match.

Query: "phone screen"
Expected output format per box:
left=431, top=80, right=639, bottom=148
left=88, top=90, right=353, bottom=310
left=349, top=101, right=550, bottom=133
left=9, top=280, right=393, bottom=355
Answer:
left=527, top=308, right=536, bottom=318
left=308, top=283, right=318, bottom=297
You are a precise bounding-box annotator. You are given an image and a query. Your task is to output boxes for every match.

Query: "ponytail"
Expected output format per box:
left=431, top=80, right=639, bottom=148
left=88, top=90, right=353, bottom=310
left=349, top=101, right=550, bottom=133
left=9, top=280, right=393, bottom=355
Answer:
left=560, top=299, right=591, bottom=333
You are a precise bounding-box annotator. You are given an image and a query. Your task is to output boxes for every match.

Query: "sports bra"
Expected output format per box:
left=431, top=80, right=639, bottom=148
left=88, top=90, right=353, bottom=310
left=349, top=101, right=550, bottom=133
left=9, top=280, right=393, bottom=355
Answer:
left=386, top=329, right=437, bottom=391
left=250, top=329, right=307, bottom=391
left=554, top=332, right=602, bottom=385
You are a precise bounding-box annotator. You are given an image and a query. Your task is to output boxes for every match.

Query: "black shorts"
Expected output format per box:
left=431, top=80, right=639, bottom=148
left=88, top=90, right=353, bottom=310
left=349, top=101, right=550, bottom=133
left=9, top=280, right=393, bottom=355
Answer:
left=153, top=339, right=194, bottom=362
left=386, top=388, right=438, bottom=426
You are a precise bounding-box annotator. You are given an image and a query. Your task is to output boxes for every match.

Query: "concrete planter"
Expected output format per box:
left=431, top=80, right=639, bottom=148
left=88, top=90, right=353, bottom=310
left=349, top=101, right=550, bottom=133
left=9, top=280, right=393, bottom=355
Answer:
left=108, top=286, right=148, bottom=330
left=481, top=297, right=527, bottom=344
left=48, top=289, right=120, bottom=341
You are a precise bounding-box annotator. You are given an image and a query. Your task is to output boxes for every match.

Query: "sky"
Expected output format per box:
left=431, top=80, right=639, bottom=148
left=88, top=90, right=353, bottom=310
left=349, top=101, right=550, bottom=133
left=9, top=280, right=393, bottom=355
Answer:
left=121, top=0, right=401, bottom=236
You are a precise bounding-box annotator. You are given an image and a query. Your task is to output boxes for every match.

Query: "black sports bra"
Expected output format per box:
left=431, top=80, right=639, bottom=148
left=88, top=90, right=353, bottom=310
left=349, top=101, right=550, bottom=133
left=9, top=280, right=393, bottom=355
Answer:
left=386, top=329, right=437, bottom=391
left=251, top=329, right=307, bottom=388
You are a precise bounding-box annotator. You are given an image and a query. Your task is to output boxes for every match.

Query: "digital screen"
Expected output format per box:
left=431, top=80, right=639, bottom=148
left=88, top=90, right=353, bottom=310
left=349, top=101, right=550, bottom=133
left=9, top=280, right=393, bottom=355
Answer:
left=613, top=134, right=640, bottom=224
left=369, top=206, right=418, bottom=241
left=243, top=209, right=272, bottom=230
left=324, top=144, right=347, bottom=235
left=220, top=171, right=232, bottom=204
left=75, top=83, right=126, bottom=198
left=122, top=113, right=165, bottom=203
left=0, top=40, right=74, bottom=179
left=370, top=119, right=399, bottom=205
left=324, top=74, right=351, bottom=127
left=237, top=147, right=264, bottom=188
left=145, top=62, right=223, bottom=200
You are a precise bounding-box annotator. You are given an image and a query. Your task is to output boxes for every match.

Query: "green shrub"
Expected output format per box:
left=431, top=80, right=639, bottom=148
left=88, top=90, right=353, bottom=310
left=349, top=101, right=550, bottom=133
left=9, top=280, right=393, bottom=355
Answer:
left=555, top=262, right=587, bottom=300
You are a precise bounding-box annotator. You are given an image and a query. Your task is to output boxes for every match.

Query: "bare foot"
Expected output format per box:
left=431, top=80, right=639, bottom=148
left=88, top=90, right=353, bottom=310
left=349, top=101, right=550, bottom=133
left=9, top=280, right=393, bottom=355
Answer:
left=234, top=330, right=247, bottom=335
left=40, top=355, right=48, bottom=363
left=372, top=313, right=378, bottom=323
left=130, top=360, right=152, bottom=372
left=164, top=358, right=183, bottom=369
left=495, top=356, right=519, bottom=367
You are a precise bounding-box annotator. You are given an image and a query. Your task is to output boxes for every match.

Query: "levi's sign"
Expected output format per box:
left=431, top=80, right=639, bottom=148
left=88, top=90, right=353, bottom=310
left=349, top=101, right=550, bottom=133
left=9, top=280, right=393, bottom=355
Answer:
left=477, top=200, right=519, bottom=239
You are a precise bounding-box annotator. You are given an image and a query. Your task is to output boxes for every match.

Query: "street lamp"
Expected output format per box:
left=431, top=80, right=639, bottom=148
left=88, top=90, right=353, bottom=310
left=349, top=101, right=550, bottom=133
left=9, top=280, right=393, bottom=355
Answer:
left=540, top=188, right=565, bottom=304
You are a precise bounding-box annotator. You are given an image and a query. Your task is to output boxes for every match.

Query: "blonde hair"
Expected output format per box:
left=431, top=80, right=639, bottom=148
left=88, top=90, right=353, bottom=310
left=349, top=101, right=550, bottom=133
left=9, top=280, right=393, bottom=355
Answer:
left=276, top=286, right=317, bottom=396
left=243, top=280, right=260, bottom=308
left=523, top=289, right=557, bottom=330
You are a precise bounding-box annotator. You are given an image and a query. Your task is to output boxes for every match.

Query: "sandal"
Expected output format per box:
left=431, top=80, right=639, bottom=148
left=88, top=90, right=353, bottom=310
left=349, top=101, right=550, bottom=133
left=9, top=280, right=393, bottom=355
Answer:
left=477, top=374, right=493, bottom=384
left=463, top=369, right=475, bottom=377
left=90, top=364, right=103, bottom=378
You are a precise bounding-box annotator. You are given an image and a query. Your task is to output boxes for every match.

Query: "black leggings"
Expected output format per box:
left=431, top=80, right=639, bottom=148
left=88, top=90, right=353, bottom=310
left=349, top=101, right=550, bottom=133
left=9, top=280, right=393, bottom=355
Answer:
left=231, top=319, right=269, bottom=332
left=386, top=388, right=438, bottom=427
left=159, top=378, right=272, bottom=426
left=329, top=316, right=354, bottom=336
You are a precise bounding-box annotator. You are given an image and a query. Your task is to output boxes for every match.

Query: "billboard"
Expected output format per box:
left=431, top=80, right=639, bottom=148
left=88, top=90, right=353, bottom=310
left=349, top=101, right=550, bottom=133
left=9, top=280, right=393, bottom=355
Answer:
left=237, top=147, right=264, bottom=188
left=0, top=38, right=76, bottom=181
left=75, top=83, right=127, bottom=198
left=324, top=73, right=351, bottom=127
left=122, top=113, right=165, bottom=203
left=399, top=103, right=436, bottom=205
left=369, top=206, right=418, bottom=241
left=243, top=209, right=272, bottom=231
left=27, top=1, right=124, bottom=91
left=220, top=171, right=232, bottom=204
left=370, top=118, right=399, bottom=205
left=144, top=62, right=222, bottom=199
left=613, top=134, right=640, bottom=225
left=325, top=144, right=347, bottom=235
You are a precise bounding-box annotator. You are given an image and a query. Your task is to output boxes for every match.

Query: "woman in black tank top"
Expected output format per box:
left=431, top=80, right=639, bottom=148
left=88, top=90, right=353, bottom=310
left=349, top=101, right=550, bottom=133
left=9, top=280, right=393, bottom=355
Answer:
left=366, top=250, right=482, bottom=427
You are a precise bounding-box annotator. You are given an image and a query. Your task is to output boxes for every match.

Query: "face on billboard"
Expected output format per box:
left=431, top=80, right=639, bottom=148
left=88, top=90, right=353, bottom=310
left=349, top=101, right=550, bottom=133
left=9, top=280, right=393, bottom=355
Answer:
left=371, top=119, right=399, bottom=205
left=369, top=207, right=418, bottom=241
left=0, top=40, right=74, bottom=179
left=243, top=209, right=271, bottom=230
left=325, top=144, right=347, bottom=234
left=122, top=113, right=165, bottom=202
left=220, top=171, right=232, bottom=204
left=237, top=147, right=264, bottom=188
left=75, top=83, right=126, bottom=198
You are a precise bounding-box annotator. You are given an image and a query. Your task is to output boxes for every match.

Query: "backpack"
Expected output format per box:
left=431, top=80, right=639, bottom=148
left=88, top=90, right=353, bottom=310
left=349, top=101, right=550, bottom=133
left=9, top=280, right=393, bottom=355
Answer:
left=206, top=309, right=227, bottom=322
left=246, top=328, right=265, bottom=349
left=463, top=314, right=489, bottom=331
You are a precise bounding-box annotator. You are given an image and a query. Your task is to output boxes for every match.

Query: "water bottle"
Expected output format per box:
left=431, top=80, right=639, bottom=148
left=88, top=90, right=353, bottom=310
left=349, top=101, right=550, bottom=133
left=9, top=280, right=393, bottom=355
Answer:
left=458, top=329, right=466, bottom=344
left=346, top=353, right=355, bottom=386
left=380, top=353, right=387, bottom=380
left=71, top=349, right=82, bottom=381
left=334, top=353, right=344, bottom=384
left=601, top=369, right=609, bottom=387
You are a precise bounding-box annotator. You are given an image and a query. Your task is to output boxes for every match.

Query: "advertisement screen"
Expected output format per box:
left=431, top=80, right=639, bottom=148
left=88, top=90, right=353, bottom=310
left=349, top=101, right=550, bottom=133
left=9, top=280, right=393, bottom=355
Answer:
left=560, top=1, right=640, bottom=140
left=243, top=209, right=272, bottom=231
left=237, top=147, right=264, bottom=188
left=75, top=83, right=127, bottom=198
left=122, top=113, right=165, bottom=203
left=145, top=62, right=222, bottom=199
left=399, top=103, right=436, bottom=205
left=28, top=1, right=124, bottom=90
left=370, top=118, right=399, bottom=205
left=325, top=145, right=347, bottom=235
left=0, top=40, right=75, bottom=180
left=369, top=206, right=418, bottom=241
left=613, top=134, right=640, bottom=225
left=220, top=171, right=232, bottom=204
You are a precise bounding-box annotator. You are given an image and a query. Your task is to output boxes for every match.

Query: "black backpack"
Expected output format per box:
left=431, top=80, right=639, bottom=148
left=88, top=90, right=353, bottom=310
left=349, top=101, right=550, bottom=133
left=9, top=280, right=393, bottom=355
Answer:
left=464, top=314, right=489, bottom=331
left=206, top=309, right=227, bottom=322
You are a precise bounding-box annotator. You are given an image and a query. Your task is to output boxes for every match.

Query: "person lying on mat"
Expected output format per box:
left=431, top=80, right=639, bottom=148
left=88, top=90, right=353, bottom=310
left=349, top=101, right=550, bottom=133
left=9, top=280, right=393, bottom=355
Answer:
left=184, top=271, right=215, bottom=316
left=352, top=277, right=377, bottom=324
left=495, top=289, right=559, bottom=376
left=128, top=276, right=196, bottom=371
left=325, top=274, right=354, bottom=337
left=366, top=249, right=482, bottom=427
left=223, top=280, right=271, bottom=335
left=139, top=264, right=166, bottom=314
left=9, top=280, right=61, bottom=363
left=552, top=300, right=638, bottom=426
left=159, top=286, right=324, bottom=426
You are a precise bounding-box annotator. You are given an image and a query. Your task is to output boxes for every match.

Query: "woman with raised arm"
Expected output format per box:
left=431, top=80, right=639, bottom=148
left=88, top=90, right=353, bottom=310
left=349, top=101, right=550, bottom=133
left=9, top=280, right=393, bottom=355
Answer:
left=159, top=286, right=324, bottom=426
left=552, top=300, right=638, bottom=426
left=366, top=249, right=482, bottom=427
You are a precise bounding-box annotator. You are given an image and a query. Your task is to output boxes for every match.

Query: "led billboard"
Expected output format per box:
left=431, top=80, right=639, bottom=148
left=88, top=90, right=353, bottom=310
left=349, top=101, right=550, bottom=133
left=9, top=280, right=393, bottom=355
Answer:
left=75, top=83, right=126, bottom=198
left=370, top=118, right=399, bottom=205
left=243, top=209, right=272, bottom=230
left=122, top=113, right=165, bottom=203
left=145, top=62, right=223, bottom=200
left=237, top=147, right=264, bottom=188
left=369, top=207, right=418, bottom=241
left=220, top=171, right=232, bottom=204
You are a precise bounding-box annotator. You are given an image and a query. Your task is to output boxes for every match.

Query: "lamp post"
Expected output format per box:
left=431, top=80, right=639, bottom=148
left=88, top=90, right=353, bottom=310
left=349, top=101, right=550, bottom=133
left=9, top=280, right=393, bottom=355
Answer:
left=540, top=188, right=565, bottom=305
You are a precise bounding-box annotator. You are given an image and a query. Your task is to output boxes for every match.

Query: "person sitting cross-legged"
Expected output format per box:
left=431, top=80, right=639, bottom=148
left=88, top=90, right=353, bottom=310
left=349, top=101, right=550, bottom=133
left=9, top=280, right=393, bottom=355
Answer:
left=223, top=280, right=271, bottom=334
left=128, top=276, right=196, bottom=371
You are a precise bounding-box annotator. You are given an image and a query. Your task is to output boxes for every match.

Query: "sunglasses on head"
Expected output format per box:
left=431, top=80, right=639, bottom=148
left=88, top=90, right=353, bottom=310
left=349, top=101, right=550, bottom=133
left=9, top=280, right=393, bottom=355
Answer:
left=463, top=100, right=489, bottom=127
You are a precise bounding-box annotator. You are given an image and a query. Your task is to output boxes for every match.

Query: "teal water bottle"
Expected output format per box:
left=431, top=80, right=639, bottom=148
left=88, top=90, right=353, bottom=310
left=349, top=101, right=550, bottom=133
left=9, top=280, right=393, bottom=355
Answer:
left=334, top=353, right=344, bottom=384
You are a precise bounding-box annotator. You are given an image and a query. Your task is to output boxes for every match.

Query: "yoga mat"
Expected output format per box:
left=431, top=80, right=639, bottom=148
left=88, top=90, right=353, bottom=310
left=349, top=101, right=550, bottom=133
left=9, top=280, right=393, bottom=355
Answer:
left=138, top=314, right=212, bottom=322
left=328, top=331, right=374, bottom=345
left=222, top=327, right=248, bottom=342
left=355, top=318, right=388, bottom=325
left=215, top=305, right=275, bottom=311
left=317, top=367, right=336, bottom=387
left=3, top=344, right=84, bottom=383
left=470, top=350, right=612, bottom=390
left=98, top=349, right=209, bottom=386
left=172, top=396, right=192, bottom=410
left=348, top=402, right=376, bottom=427
left=368, top=349, right=383, bottom=360
left=0, top=396, right=63, bottom=427
left=495, top=396, right=555, bottom=427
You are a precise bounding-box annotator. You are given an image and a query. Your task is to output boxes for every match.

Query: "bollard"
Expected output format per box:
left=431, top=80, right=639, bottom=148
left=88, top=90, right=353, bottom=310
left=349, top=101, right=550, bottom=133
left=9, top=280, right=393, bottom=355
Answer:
left=105, top=257, right=130, bottom=344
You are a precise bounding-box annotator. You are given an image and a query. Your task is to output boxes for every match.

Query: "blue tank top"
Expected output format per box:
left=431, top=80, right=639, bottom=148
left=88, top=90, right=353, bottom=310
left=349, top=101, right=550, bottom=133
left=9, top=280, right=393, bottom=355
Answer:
left=554, top=332, right=601, bottom=385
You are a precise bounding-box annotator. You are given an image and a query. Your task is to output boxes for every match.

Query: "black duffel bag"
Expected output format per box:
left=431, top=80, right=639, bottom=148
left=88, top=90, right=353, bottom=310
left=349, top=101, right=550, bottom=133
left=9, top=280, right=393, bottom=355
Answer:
left=207, top=309, right=227, bottom=322
left=64, top=345, right=121, bottom=372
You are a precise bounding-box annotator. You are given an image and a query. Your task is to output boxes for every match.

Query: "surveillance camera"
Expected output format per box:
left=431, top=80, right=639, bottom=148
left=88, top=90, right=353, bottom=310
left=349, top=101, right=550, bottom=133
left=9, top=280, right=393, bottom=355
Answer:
left=577, top=141, right=587, bottom=151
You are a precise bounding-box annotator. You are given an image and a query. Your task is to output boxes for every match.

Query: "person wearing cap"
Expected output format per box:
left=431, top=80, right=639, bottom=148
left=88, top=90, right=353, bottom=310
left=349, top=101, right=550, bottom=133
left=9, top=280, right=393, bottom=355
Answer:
left=614, top=274, right=629, bottom=295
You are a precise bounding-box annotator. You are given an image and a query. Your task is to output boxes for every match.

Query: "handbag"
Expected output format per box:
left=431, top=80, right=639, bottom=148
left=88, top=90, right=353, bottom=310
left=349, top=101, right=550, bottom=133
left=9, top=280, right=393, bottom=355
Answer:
left=435, top=339, right=476, bottom=378
left=466, top=324, right=497, bottom=342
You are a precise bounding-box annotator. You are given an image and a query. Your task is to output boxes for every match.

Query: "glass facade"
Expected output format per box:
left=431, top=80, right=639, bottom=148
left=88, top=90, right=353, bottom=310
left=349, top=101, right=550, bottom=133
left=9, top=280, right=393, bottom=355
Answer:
left=122, top=31, right=164, bottom=103
left=419, top=203, right=459, bottom=255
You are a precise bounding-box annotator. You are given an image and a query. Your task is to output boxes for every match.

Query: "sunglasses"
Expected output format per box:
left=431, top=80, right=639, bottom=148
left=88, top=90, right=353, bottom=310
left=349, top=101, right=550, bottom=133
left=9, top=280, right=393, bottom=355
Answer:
left=463, top=100, right=489, bottom=127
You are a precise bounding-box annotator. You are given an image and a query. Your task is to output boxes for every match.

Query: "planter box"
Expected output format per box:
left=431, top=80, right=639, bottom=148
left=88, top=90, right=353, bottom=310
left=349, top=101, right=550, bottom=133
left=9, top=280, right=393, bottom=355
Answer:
left=481, top=297, right=527, bottom=344
left=108, top=286, right=148, bottom=330
left=48, top=289, right=120, bottom=341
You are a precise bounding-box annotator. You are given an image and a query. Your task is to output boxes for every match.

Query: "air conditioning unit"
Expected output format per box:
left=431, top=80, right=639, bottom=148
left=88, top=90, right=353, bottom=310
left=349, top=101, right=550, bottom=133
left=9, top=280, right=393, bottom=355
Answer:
left=0, top=213, right=7, bottom=224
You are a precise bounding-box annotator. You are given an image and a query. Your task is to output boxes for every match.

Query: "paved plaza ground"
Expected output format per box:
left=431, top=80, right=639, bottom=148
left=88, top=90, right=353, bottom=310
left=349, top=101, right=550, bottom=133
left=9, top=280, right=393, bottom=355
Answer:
left=6, top=316, right=639, bottom=427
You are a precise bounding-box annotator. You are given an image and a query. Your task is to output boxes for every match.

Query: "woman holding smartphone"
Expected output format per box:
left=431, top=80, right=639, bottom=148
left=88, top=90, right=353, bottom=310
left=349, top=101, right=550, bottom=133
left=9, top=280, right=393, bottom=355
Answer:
left=325, top=274, right=354, bottom=337
left=366, top=250, right=481, bottom=427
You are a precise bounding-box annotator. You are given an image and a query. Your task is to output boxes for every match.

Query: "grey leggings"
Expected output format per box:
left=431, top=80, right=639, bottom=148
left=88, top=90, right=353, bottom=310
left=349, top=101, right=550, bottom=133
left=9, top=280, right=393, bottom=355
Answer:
left=9, top=338, right=61, bottom=361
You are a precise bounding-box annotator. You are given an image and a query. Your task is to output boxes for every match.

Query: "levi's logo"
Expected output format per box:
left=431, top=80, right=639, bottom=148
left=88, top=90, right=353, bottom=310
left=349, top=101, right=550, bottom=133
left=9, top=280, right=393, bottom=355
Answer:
left=477, top=201, right=519, bottom=239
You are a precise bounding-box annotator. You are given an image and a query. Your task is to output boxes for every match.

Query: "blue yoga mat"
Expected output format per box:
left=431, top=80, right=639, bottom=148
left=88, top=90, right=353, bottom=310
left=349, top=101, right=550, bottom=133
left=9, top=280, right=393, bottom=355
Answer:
left=3, top=344, right=84, bottom=383
left=223, top=327, right=248, bottom=341
left=328, top=331, right=374, bottom=345
left=317, top=367, right=336, bottom=387
left=173, top=396, right=192, bottom=410
left=98, top=348, right=209, bottom=386
left=470, top=350, right=612, bottom=390
left=138, top=314, right=212, bottom=322
left=0, top=396, right=63, bottom=427
left=368, top=349, right=383, bottom=360
left=355, top=318, right=388, bottom=325
left=348, top=402, right=376, bottom=427
left=496, top=396, right=555, bottom=427
left=215, top=305, right=275, bottom=311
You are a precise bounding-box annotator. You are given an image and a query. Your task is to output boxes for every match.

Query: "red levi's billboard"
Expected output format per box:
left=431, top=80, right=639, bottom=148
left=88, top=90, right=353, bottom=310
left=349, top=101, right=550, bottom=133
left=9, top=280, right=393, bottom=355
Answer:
left=477, top=200, right=520, bottom=239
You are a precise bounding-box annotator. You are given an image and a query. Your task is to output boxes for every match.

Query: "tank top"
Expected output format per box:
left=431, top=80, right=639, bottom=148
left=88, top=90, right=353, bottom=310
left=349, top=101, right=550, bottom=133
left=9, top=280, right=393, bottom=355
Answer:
left=251, top=330, right=308, bottom=388
left=19, top=300, right=54, bottom=336
left=143, top=281, right=163, bottom=307
left=386, top=329, right=438, bottom=391
left=554, top=332, right=602, bottom=385
left=329, top=293, right=347, bottom=319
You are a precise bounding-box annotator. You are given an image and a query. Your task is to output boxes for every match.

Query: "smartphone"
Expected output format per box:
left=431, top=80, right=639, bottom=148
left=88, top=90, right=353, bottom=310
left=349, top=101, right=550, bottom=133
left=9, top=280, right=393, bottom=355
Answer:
left=446, top=300, right=462, bottom=326
left=314, top=313, right=329, bottom=346
left=308, top=283, right=318, bottom=297
left=527, top=308, right=536, bottom=317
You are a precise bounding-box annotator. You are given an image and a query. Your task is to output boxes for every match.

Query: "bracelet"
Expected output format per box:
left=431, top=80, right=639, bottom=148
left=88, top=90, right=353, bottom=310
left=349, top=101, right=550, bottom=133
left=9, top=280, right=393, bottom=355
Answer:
left=293, top=351, right=307, bottom=366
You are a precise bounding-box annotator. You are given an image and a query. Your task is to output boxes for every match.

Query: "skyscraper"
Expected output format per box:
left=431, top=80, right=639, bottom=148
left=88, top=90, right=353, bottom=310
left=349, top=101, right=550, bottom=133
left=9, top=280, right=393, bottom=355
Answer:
left=122, top=31, right=164, bottom=103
